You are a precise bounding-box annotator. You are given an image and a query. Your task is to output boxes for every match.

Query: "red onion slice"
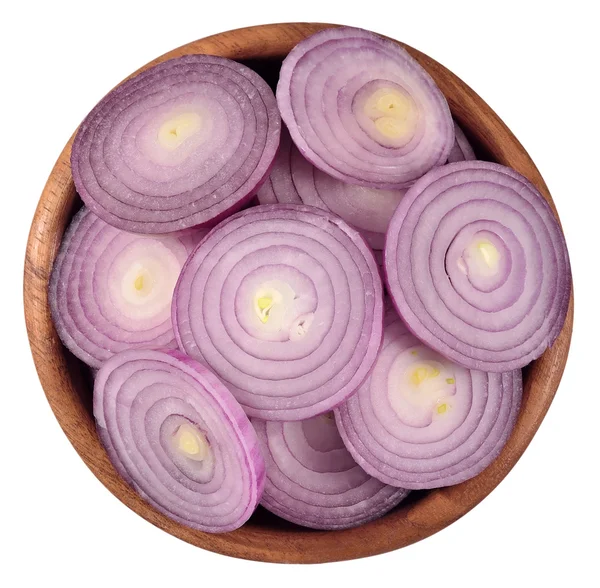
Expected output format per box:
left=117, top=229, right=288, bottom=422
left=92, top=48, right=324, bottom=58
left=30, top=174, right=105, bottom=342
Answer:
left=447, top=122, right=476, bottom=163
left=385, top=161, right=571, bottom=372
left=173, top=204, right=384, bottom=421
left=72, top=55, right=281, bottom=233
left=257, top=128, right=406, bottom=250
left=277, top=27, right=454, bottom=189
left=49, top=208, right=206, bottom=368
left=94, top=348, right=265, bottom=532
left=335, top=309, right=522, bottom=489
left=252, top=415, right=409, bottom=529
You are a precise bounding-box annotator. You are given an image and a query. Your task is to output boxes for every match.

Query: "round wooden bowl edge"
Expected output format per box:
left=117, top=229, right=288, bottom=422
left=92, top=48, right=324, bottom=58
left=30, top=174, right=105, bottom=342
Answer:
left=23, top=22, right=574, bottom=564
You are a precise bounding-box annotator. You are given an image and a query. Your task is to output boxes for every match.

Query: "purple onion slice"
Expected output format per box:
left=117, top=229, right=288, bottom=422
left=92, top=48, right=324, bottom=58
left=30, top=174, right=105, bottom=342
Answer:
left=94, top=348, right=265, bottom=532
left=257, top=128, right=406, bottom=250
left=447, top=122, right=476, bottom=163
left=335, top=308, right=522, bottom=489
left=72, top=55, right=281, bottom=233
left=252, top=415, right=409, bottom=529
left=277, top=27, right=454, bottom=189
left=49, top=207, right=206, bottom=368
left=385, top=160, right=571, bottom=372
left=173, top=204, right=384, bottom=421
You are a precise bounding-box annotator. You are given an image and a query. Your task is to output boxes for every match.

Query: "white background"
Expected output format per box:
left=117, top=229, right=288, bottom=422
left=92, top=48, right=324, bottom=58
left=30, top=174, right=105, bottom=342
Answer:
left=2, top=1, right=597, bottom=586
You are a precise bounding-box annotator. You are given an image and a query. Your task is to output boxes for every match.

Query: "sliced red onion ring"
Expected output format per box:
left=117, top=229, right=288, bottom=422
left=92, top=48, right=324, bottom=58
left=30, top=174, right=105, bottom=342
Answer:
left=173, top=204, right=384, bottom=421
left=277, top=27, right=454, bottom=189
left=385, top=160, right=571, bottom=372
left=252, top=415, right=409, bottom=529
left=447, top=122, right=476, bottom=163
left=335, top=308, right=522, bottom=489
left=49, top=207, right=206, bottom=368
left=72, top=55, right=281, bottom=233
left=257, top=128, right=406, bottom=250
left=94, top=348, right=265, bottom=532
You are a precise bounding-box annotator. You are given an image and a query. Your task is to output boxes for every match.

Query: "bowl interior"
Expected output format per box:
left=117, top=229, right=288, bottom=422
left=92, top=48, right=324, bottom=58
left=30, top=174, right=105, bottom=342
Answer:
left=24, top=23, right=573, bottom=564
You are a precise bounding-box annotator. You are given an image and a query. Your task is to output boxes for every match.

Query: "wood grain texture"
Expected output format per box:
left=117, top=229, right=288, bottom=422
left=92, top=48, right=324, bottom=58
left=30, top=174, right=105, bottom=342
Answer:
left=23, top=22, right=574, bottom=564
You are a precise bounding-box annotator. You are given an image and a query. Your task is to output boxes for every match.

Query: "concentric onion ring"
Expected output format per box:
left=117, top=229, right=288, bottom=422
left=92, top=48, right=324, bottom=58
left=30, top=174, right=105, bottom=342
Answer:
left=385, top=160, right=571, bottom=372
left=252, top=415, right=409, bottom=529
left=94, top=349, right=265, bottom=532
left=172, top=204, right=384, bottom=421
left=72, top=54, right=281, bottom=233
left=277, top=27, right=454, bottom=189
left=257, top=128, right=406, bottom=250
left=49, top=207, right=206, bottom=368
left=447, top=121, right=476, bottom=163
left=335, top=308, right=522, bottom=489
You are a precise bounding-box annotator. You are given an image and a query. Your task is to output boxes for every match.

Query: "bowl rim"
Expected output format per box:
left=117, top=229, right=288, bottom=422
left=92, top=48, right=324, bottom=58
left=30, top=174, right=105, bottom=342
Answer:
left=23, top=22, right=573, bottom=564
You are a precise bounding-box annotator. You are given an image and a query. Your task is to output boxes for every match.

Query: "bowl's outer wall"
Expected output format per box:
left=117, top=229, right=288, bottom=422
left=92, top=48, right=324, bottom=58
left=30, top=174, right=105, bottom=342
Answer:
left=23, top=22, right=573, bottom=564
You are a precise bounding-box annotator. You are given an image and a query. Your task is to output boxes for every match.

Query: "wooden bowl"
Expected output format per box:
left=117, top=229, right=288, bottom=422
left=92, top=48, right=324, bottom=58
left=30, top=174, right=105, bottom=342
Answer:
left=23, top=22, right=573, bottom=564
